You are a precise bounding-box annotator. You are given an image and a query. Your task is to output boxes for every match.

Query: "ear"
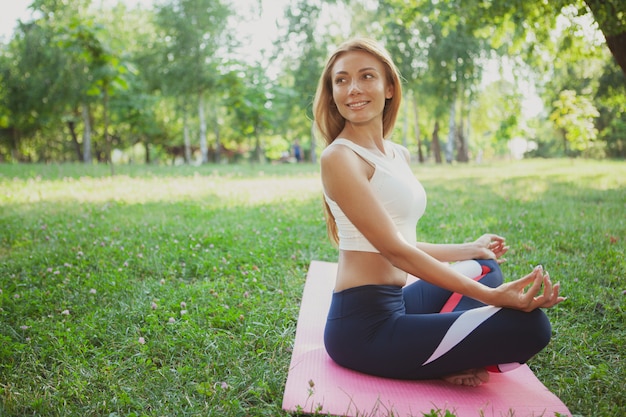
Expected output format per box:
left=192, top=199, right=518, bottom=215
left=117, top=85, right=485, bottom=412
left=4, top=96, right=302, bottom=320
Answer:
left=385, top=83, right=394, bottom=99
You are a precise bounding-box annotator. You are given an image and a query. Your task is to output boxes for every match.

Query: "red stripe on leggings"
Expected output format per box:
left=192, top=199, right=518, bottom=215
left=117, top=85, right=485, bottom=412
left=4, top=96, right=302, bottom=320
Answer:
left=439, top=265, right=490, bottom=313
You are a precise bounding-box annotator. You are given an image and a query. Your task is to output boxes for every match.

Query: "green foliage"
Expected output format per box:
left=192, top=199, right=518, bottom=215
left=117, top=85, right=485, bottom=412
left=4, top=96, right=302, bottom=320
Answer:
left=1, top=0, right=625, bottom=163
left=550, top=90, right=600, bottom=154
left=153, top=0, right=233, bottom=96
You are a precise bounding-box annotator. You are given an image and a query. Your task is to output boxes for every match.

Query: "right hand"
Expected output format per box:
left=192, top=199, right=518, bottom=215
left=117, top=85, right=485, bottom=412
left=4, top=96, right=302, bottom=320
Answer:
left=490, top=265, right=566, bottom=312
left=473, top=233, right=509, bottom=263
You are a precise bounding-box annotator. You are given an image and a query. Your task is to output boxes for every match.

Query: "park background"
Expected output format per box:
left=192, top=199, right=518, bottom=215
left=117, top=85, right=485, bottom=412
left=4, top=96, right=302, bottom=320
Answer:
left=0, top=0, right=625, bottom=165
left=1, top=0, right=625, bottom=416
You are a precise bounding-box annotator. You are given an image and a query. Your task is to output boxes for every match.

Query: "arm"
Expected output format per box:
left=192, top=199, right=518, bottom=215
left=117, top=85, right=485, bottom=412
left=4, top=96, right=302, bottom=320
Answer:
left=417, top=234, right=509, bottom=263
left=321, top=146, right=563, bottom=311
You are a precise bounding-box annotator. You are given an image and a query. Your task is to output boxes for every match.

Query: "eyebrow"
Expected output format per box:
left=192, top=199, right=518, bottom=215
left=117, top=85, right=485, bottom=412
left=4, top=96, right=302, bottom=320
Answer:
left=334, top=67, right=379, bottom=75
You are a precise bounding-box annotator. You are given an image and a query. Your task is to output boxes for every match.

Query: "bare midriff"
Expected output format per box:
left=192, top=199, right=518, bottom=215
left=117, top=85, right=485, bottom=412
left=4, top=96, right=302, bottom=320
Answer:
left=334, top=250, right=408, bottom=292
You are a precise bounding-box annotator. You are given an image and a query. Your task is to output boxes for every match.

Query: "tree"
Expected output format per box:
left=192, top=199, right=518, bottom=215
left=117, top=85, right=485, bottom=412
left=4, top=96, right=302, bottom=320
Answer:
left=225, top=64, right=273, bottom=162
left=583, top=0, right=626, bottom=76
left=470, top=79, right=523, bottom=159
left=550, top=89, right=600, bottom=155
left=595, top=61, right=626, bottom=157
left=274, top=0, right=339, bottom=163
left=0, top=0, right=97, bottom=162
left=64, top=18, right=131, bottom=170
left=376, top=1, right=428, bottom=161
left=463, top=0, right=626, bottom=77
left=382, top=0, right=489, bottom=163
left=154, top=0, right=233, bottom=164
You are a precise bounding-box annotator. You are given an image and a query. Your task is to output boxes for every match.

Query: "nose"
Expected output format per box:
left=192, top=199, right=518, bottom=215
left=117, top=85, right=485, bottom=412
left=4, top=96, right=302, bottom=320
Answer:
left=348, top=79, right=362, bottom=95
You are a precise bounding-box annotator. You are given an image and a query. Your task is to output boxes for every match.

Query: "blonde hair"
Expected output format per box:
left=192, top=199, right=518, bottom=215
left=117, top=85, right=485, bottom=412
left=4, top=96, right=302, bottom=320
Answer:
left=313, top=38, right=403, bottom=245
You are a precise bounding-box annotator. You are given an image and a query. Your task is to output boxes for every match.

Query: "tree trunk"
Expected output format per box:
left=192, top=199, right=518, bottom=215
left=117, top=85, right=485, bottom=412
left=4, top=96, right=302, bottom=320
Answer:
left=402, top=96, right=409, bottom=148
left=11, top=127, right=21, bottom=162
left=584, top=0, right=626, bottom=77
left=412, top=93, right=424, bottom=163
left=432, top=121, right=442, bottom=164
left=254, top=129, right=262, bottom=163
left=214, top=106, right=221, bottom=163
left=310, top=121, right=317, bottom=163
left=562, top=129, right=569, bottom=156
left=144, top=141, right=151, bottom=164
left=198, top=92, right=208, bottom=164
left=466, top=112, right=471, bottom=161
left=82, top=104, right=92, bottom=164
left=68, top=120, right=83, bottom=162
left=456, top=123, right=467, bottom=162
left=183, top=111, right=191, bottom=164
left=446, top=99, right=456, bottom=163
left=103, top=87, right=114, bottom=175
left=456, top=90, right=469, bottom=163
left=604, top=32, right=626, bottom=77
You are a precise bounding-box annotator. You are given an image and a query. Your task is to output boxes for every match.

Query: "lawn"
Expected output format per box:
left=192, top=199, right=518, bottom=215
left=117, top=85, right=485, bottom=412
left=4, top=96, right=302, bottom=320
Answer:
left=0, top=159, right=624, bottom=417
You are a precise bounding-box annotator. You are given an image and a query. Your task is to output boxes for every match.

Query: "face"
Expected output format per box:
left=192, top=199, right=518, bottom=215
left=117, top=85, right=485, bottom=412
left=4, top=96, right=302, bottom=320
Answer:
left=331, top=50, right=394, bottom=128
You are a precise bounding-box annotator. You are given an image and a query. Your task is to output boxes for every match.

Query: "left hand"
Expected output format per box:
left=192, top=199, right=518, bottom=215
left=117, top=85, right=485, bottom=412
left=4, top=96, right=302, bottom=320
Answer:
left=490, top=265, right=566, bottom=311
left=474, top=233, right=508, bottom=263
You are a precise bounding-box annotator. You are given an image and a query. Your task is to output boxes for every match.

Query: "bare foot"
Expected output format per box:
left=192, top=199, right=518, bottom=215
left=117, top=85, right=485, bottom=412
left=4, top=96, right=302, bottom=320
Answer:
left=441, top=368, right=490, bottom=387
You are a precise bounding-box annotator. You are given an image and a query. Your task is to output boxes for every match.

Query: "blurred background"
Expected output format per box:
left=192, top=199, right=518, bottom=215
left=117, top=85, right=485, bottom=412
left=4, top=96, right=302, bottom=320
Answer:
left=0, top=0, right=624, bottom=165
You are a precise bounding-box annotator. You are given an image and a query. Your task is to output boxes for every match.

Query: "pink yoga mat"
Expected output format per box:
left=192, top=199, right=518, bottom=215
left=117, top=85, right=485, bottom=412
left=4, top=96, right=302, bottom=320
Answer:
left=282, top=260, right=571, bottom=417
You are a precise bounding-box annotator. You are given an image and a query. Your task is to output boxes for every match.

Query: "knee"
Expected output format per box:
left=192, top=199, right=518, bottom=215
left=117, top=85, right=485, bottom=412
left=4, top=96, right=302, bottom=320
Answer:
left=532, top=309, right=553, bottom=349
left=519, top=309, right=553, bottom=354
left=476, top=258, right=500, bottom=273
left=498, top=308, right=553, bottom=356
left=475, top=259, right=503, bottom=287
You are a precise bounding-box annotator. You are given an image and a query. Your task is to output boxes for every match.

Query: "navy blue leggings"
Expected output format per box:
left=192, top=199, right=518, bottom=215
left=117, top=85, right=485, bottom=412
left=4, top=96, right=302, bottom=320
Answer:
left=324, top=259, right=552, bottom=380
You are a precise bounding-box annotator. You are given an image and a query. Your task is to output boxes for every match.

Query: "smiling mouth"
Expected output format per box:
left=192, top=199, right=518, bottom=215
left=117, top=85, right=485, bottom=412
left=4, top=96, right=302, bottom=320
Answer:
left=347, top=101, right=369, bottom=109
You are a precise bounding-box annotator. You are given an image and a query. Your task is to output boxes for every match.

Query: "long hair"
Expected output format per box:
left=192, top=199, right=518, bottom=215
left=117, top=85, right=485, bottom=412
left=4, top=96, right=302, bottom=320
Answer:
left=313, top=38, right=403, bottom=245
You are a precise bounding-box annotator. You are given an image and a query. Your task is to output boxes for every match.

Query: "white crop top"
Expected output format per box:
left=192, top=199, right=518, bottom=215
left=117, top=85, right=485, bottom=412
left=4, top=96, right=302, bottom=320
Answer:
left=324, top=138, right=427, bottom=252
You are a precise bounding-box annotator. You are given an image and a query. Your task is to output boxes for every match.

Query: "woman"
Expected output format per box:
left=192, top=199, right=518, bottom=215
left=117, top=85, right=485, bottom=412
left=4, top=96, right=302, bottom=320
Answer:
left=313, top=38, right=565, bottom=386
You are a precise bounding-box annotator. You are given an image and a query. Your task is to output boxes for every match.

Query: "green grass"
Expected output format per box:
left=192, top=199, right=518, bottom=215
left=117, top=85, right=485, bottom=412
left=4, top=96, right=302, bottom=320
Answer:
left=0, top=159, right=624, bottom=417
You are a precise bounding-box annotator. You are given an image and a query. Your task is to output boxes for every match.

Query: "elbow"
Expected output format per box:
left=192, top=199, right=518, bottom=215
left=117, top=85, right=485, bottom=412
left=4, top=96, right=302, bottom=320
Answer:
left=379, top=241, right=416, bottom=270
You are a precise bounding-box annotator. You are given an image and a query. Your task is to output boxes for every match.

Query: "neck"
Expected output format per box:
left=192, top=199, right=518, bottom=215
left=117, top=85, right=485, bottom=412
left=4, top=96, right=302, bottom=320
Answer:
left=340, top=122, right=385, bottom=151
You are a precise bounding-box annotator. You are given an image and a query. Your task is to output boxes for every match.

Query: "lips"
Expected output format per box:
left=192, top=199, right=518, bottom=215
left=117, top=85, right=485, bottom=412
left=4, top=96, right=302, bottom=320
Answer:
left=347, top=101, right=369, bottom=109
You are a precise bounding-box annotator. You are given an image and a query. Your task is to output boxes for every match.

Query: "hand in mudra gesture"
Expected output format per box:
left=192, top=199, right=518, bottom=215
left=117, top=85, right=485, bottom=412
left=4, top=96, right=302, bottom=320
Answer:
left=493, top=265, right=566, bottom=312
left=474, top=234, right=509, bottom=263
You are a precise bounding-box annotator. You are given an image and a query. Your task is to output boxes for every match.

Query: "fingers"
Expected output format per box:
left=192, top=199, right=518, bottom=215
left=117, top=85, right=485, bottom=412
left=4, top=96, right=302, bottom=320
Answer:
left=532, top=272, right=553, bottom=307
left=500, top=266, right=566, bottom=311
left=487, top=238, right=508, bottom=260
left=521, top=268, right=545, bottom=309
left=486, top=233, right=505, bottom=242
left=530, top=269, right=567, bottom=309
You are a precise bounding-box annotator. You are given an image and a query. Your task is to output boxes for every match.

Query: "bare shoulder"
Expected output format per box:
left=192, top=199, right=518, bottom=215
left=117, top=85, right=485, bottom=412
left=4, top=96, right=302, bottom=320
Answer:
left=321, top=142, right=371, bottom=200
left=320, top=141, right=359, bottom=169
left=321, top=141, right=350, bottom=158
left=393, top=142, right=411, bottom=163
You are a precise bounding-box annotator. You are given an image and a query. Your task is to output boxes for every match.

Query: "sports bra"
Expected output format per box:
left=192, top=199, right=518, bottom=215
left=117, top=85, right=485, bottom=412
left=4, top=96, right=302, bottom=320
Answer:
left=323, top=138, right=427, bottom=252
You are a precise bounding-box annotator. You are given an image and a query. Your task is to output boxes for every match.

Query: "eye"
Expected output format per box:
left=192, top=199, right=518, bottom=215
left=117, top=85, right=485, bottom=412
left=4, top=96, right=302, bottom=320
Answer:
left=334, top=77, right=346, bottom=85
left=362, top=73, right=375, bottom=80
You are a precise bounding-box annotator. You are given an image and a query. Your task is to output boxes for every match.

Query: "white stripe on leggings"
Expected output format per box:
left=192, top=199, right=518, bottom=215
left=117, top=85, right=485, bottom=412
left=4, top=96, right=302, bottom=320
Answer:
left=422, top=305, right=502, bottom=366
